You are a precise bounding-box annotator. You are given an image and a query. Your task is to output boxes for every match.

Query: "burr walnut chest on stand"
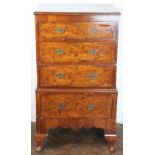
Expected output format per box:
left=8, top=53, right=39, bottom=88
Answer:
left=34, top=4, right=120, bottom=152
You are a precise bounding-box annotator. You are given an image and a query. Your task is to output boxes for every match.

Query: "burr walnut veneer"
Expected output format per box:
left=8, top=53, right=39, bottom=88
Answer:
left=34, top=4, right=120, bottom=152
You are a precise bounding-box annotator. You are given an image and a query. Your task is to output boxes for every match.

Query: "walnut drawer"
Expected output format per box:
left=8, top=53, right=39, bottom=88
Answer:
left=36, top=90, right=117, bottom=119
left=38, top=65, right=116, bottom=88
left=38, top=22, right=116, bottom=41
left=38, top=42, right=116, bottom=64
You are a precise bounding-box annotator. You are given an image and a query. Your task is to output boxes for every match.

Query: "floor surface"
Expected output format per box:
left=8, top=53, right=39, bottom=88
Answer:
left=31, top=122, right=123, bottom=155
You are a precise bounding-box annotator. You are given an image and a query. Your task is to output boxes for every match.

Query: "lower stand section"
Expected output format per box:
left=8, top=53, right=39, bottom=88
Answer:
left=35, top=134, right=47, bottom=152
left=105, top=134, right=117, bottom=152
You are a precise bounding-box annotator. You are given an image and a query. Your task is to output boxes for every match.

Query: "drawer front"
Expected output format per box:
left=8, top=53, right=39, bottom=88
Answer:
left=38, top=22, right=116, bottom=41
left=39, top=65, right=116, bottom=88
left=39, top=93, right=114, bottom=118
left=38, top=42, right=116, bottom=64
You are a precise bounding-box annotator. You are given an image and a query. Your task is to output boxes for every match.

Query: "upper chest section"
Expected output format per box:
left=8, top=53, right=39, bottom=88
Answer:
left=34, top=4, right=120, bottom=42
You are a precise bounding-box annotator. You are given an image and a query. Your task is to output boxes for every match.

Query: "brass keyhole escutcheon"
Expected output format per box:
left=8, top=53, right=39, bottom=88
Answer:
left=55, top=27, right=65, bottom=33
left=88, top=73, right=97, bottom=80
left=91, top=27, right=99, bottom=33
left=55, top=49, right=64, bottom=55
left=89, top=49, right=97, bottom=55
left=59, top=103, right=65, bottom=110
left=87, top=104, right=96, bottom=111
left=56, top=73, right=64, bottom=79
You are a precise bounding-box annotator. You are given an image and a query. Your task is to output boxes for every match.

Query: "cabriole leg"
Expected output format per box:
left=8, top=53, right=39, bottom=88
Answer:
left=35, top=134, right=46, bottom=152
left=105, top=134, right=117, bottom=152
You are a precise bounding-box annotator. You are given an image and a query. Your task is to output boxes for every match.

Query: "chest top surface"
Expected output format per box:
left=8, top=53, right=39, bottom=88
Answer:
left=34, top=4, right=120, bottom=15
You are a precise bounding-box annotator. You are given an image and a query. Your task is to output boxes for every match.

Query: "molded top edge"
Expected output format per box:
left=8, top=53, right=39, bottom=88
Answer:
left=34, top=4, right=121, bottom=15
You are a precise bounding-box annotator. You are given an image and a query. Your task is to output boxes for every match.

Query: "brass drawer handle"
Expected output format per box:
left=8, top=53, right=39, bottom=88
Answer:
left=88, top=73, right=97, bottom=79
left=56, top=73, right=64, bottom=79
left=88, top=104, right=96, bottom=111
left=59, top=103, right=65, bottom=110
left=88, top=49, right=97, bottom=55
left=55, top=27, right=65, bottom=33
left=55, top=49, right=64, bottom=55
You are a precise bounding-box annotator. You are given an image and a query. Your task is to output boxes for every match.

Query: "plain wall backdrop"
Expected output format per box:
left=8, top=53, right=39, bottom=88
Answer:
left=31, top=0, right=123, bottom=124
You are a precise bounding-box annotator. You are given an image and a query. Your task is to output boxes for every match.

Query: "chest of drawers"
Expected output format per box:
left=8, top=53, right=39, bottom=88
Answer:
left=34, top=4, right=120, bottom=152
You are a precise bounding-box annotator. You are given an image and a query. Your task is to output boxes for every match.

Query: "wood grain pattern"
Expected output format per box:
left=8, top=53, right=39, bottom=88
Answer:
left=40, top=93, right=113, bottom=118
left=38, top=42, right=116, bottom=64
left=38, top=65, right=116, bottom=88
left=38, top=22, right=116, bottom=41
left=36, top=118, right=116, bottom=133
